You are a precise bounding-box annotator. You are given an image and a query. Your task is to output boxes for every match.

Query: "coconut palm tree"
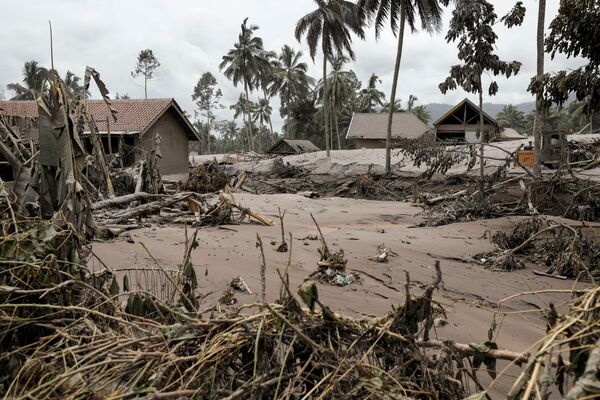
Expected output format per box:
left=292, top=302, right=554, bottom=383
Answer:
left=62, top=71, right=89, bottom=99
left=358, top=73, right=386, bottom=112
left=496, top=105, right=527, bottom=132
left=220, top=18, right=272, bottom=151
left=412, top=105, right=431, bottom=125
left=295, top=0, right=365, bottom=157
left=253, top=98, right=274, bottom=135
left=532, top=0, right=546, bottom=177
left=407, top=94, right=418, bottom=112
left=381, top=100, right=404, bottom=113
left=7, top=60, right=49, bottom=100
left=271, top=45, right=316, bottom=138
left=359, top=0, right=444, bottom=172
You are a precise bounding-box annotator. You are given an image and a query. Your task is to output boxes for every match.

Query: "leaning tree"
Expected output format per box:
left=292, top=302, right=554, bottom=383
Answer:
left=439, top=0, right=525, bottom=186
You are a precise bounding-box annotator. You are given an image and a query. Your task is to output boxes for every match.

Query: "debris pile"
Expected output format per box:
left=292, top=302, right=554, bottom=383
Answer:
left=478, top=217, right=600, bottom=278
left=180, top=160, right=229, bottom=193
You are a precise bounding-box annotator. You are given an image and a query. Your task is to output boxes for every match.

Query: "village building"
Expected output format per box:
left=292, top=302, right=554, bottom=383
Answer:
left=345, top=112, right=431, bottom=148
left=267, top=138, right=320, bottom=155
left=0, top=98, right=199, bottom=178
left=433, top=98, right=500, bottom=143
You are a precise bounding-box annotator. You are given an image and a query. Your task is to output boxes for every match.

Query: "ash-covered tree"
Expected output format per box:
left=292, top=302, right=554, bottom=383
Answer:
left=220, top=18, right=272, bottom=152
left=7, top=60, right=48, bottom=100
left=358, top=0, right=445, bottom=172
left=295, top=0, right=365, bottom=157
left=412, top=105, right=431, bottom=125
left=131, top=49, right=160, bottom=99
left=439, top=0, right=524, bottom=185
left=358, top=73, right=386, bottom=112
left=529, top=0, right=600, bottom=137
left=192, top=72, right=224, bottom=154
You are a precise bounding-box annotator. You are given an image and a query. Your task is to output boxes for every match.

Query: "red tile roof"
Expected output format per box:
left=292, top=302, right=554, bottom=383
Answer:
left=0, top=98, right=198, bottom=139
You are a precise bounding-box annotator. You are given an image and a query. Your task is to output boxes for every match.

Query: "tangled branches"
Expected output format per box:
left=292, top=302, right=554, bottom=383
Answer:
left=479, top=217, right=600, bottom=278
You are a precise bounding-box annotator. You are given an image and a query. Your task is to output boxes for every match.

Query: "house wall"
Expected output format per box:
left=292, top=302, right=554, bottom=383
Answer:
left=435, top=124, right=497, bottom=143
left=352, top=139, right=386, bottom=149
left=137, top=109, right=190, bottom=177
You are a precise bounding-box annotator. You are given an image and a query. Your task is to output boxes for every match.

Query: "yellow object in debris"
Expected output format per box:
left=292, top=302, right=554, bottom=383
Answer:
left=517, top=150, right=535, bottom=167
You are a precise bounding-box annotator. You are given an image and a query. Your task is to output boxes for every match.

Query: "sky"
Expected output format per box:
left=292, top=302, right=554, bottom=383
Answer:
left=0, top=0, right=585, bottom=131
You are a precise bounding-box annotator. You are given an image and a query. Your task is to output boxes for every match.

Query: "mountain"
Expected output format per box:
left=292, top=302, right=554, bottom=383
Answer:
left=424, top=100, right=536, bottom=124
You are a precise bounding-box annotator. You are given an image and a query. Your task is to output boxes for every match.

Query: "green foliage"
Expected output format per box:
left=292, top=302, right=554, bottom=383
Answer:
left=529, top=0, right=600, bottom=114
left=6, top=60, right=48, bottom=100
left=357, top=73, right=386, bottom=112
left=131, top=49, right=160, bottom=80
left=496, top=105, right=527, bottom=132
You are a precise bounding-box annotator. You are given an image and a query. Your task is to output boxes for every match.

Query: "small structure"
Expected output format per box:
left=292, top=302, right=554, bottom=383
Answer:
left=494, top=128, right=527, bottom=142
left=433, top=98, right=500, bottom=143
left=267, top=138, right=320, bottom=155
left=346, top=112, right=431, bottom=148
left=0, top=99, right=199, bottom=177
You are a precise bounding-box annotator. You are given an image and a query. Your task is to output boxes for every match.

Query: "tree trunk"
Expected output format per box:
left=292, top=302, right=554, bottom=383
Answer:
left=206, top=110, right=212, bottom=155
left=479, top=87, right=485, bottom=190
left=334, top=107, right=342, bottom=150
left=144, top=76, right=148, bottom=99
left=244, top=82, right=254, bottom=152
left=532, top=0, right=546, bottom=178
left=322, top=54, right=330, bottom=157
left=385, top=10, right=407, bottom=173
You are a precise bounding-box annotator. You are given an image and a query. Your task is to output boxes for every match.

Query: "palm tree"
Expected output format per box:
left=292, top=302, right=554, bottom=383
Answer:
left=412, top=105, right=431, bottom=125
left=295, top=0, right=365, bottom=157
left=381, top=99, right=404, bottom=113
left=62, top=71, right=89, bottom=99
left=253, top=98, right=274, bottom=135
left=358, top=73, right=386, bottom=112
left=496, top=105, right=527, bottom=132
left=7, top=60, right=48, bottom=100
left=220, top=18, right=272, bottom=151
left=316, top=55, right=357, bottom=149
left=271, top=45, right=316, bottom=138
left=359, top=0, right=444, bottom=172
left=407, top=94, right=418, bottom=112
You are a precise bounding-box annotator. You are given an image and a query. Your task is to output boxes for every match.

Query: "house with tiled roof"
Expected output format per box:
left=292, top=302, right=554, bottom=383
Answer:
left=0, top=98, right=199, bottom=177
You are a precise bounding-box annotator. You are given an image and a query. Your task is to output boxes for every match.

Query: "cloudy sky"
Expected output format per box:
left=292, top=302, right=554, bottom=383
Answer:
left=0, top=0, right=583, bottom=130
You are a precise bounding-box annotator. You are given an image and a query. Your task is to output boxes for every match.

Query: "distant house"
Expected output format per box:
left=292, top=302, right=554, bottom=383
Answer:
left=433, top=98, right=500, bottom=143
left=267, top=138, right=320, bottom=155
left=345, top=112, right=431, bottom=148
left=0, top=99, right=199, bottom=177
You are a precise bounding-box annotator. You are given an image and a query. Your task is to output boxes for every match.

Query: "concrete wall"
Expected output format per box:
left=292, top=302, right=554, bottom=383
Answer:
left=137, top=108, right=191, bottom=177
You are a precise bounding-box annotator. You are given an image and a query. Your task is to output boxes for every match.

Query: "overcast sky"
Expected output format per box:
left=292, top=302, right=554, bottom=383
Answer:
left=0, top=0, right=584, bottom=130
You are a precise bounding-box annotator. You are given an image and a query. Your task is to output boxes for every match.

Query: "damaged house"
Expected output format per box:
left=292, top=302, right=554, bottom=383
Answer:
left=0, top=98, right=199, bottom=178
left=433, top=98, right=500, bottom=143
left=346, top=112, right=431, bottom=148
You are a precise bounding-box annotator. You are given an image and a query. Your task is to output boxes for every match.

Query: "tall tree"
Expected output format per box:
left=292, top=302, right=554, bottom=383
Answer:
left=496, top=105, right=527, bottom=132
left=381, top=99, right=404, bottom=113
left=192, top=72, right=224, bottom=154
left=358, top=73, right=386, bottom=112
left=131, top=49, right=160, bottom=99
left=316, top=55, right=359, bottom=149
left=220, top=18, right=272, bottom=151
left=407, top=94, right=418, bottom=112
left=62, top=71, right=88, bottom=99
left=359, top=0, right=444, bottom=172
left=7, top=60, right=48, bottom=100
left=532, top=0, right=546, bottom=177
left=439, top=0, right=524, bottom=186
left=295, top=0, right=365, bottom=157
left=253, top=97, right=274, bottom=135
left=529, top=0, right=600, bottom=137
left=271, top=45, right=315, bottom=138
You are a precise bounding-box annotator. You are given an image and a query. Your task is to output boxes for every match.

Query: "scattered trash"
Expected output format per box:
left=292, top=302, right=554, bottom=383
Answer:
left=369, top=243, right=398, bottom=263
left=229, top=276, right=252, bottom=294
